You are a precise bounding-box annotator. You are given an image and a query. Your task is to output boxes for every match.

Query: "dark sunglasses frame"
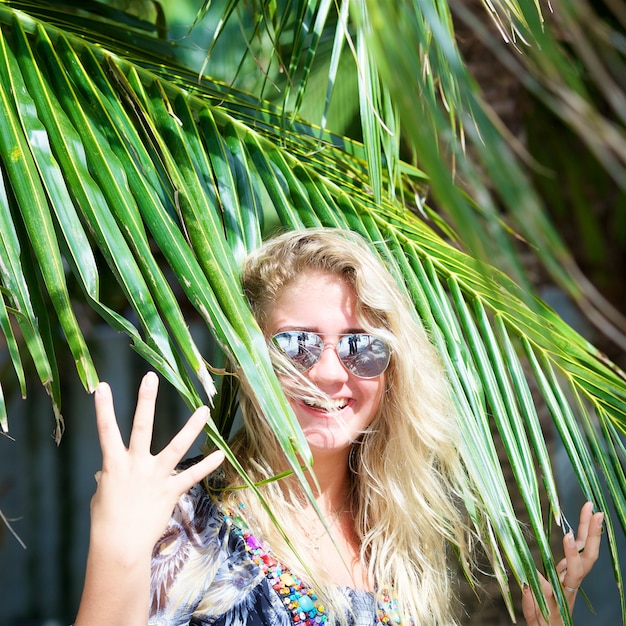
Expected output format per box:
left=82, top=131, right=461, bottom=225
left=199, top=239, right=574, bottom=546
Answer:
left=270, top=331, right=391, bottom=379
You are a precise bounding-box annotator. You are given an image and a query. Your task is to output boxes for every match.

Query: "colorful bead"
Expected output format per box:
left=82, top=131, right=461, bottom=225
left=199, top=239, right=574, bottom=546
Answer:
left=376, top=588, right=400, bottom=624
left=224, top=505, right=397, bottom=625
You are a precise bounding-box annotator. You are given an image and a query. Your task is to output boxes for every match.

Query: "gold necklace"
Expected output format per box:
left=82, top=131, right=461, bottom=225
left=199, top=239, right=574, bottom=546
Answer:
left=299, top=497, right=351, bottom=553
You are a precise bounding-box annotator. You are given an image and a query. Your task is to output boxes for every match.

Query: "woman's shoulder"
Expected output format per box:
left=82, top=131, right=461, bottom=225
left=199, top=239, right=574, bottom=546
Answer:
left=150, top=461, right=262, bottom=622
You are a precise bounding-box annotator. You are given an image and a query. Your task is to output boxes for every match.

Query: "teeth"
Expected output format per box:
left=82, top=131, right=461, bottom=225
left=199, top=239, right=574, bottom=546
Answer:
left=303, top=398, right=348, bottom=411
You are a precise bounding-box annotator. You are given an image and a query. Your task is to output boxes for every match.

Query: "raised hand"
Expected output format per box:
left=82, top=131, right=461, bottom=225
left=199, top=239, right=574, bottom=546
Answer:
left=90, top=371, right=224, bottom=554
left=521, top=501, right=604, bottom=625
left=75, top=372, right=225, bottom=626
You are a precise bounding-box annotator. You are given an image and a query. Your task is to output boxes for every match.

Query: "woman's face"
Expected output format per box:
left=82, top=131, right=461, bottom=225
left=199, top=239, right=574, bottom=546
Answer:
left=266, top=270, right=385, bottom=458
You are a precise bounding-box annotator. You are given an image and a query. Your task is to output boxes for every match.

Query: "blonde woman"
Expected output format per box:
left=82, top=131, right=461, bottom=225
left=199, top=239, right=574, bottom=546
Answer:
left=74, top=229, right=603, bottom=626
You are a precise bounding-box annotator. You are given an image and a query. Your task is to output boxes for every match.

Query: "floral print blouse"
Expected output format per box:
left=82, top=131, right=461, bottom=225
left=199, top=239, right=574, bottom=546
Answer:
left=148, top=481, right=387, bottom=626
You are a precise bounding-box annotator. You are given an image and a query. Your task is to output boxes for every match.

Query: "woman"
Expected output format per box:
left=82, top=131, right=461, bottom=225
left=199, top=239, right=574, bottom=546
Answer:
left=74, top=229, right=603, bottom=626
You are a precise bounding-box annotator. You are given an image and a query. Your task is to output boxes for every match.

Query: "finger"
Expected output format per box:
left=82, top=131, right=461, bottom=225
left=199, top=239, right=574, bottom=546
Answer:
left=94, top=382, right=125, bottom=466
left=128, top=372, right=159, bottom=453
left=561, top=531, right=584, bottom=596
left=521, top=585, right=543, bottom=626
left=158, top=405, right=212, bottom=469
left=522, top=573, right=554, bottom=626
left=558, top=503, right=600, bottom=578
left=560, top=513, right=604, bottom=621
left=173, top=449, right=226, bottom=495
left=564, top=503, right=603, bottom=579
left=539, top=573, right=569, bottom=626
left=573, top=501, right=594, bottom=550
left=558, top=506, right=603, bottom=615
left=580, top=510, right=604, bottom=573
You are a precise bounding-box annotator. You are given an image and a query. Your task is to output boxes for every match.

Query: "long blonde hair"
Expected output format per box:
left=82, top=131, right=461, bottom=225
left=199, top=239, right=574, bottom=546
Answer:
left=221, top=228, right=478, bottom=625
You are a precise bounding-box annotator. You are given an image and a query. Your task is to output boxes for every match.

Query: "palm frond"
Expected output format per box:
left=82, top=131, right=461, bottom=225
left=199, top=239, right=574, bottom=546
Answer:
left=193, top=0, right=626, bottom=347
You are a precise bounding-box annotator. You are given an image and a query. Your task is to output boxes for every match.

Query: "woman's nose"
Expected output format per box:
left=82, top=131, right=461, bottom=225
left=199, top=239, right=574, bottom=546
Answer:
left=307, top=344, right=349, bottom=384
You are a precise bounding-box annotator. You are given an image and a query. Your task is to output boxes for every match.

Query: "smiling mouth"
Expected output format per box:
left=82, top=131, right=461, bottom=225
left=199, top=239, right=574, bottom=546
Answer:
left=302, top=397, right=349, bottom=412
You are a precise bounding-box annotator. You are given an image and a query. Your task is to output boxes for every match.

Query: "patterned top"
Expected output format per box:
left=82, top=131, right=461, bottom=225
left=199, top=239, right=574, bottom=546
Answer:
left=148, top=481, right=395, bottom=626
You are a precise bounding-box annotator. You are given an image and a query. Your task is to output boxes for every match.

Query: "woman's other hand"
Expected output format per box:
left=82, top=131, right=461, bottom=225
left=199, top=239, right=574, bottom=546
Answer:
left=521, top=501, right=604, bottom=625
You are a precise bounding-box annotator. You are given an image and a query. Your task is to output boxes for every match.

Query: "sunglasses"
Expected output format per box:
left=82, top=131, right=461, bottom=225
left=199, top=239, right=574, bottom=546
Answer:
left=270, top=331, right=391, bottom=379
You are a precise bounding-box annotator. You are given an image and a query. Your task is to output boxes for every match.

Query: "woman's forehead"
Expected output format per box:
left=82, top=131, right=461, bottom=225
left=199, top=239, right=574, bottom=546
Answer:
left=267, top=271, right=358, bottom=331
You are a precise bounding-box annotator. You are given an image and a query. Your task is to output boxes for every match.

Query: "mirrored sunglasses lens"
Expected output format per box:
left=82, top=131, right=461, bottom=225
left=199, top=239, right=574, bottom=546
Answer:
left=337, top=335, right=390, bottom=378
left=273, top=332, right=323, bottom=370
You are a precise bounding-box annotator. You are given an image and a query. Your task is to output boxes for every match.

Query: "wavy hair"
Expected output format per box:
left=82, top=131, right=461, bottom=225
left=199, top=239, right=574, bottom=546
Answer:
left=220, top=228, right=479, bottom=625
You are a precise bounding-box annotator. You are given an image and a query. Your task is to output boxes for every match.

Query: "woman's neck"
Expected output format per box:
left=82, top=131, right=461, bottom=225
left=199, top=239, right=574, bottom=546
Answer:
left=305, top=449, right=353, bottom=515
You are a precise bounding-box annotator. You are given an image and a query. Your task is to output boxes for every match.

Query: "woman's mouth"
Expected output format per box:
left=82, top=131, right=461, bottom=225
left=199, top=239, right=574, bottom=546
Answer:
left=302, top=397, right=349, bottom=413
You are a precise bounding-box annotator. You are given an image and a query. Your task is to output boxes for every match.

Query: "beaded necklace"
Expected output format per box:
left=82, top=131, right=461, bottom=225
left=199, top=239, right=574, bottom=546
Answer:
left=223, top=503, right=401, bottom=626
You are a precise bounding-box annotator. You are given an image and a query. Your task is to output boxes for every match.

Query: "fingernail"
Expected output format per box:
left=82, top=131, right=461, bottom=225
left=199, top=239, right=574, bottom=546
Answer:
left=144, top=371, right=158, bottom=389
left=566, top=532, right=576, bottom=547
left=95, top=382, right=109, bottom=397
